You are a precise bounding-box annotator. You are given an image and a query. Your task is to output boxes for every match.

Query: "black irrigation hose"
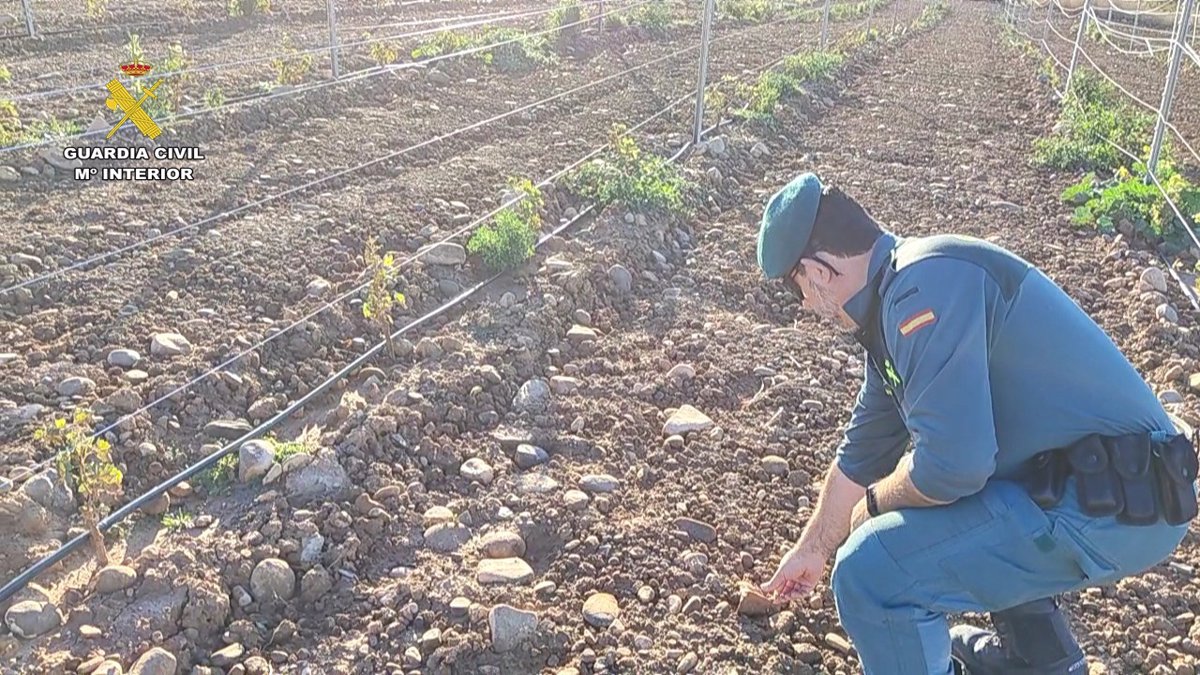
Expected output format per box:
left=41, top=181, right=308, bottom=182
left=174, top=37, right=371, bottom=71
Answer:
left=0, top=197, right=608, bottom=606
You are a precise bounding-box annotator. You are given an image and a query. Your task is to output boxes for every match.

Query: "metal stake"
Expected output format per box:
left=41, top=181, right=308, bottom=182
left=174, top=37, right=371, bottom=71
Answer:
left=20, top=0, right=35, bottom=37
left=327, top=0, right=341, bottom=79
left=1131, top=0, right=1140, bottom=50
left=1064, top=0, right=1093, bottom=99
left=692, top=0, right=716, bottom=144
left=821, top=0, right=832, bottom=47
left=1147, top=0, right=1197, bottom=174
left=1042, top=0, right=1051, bottom=46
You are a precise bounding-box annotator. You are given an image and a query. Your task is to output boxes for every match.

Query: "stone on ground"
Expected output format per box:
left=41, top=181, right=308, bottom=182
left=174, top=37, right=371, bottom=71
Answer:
left=250, top=558, right=295, bottom=602
left=56, top=376, right=95, bottom=397
left=489, top=604, right=539, bottom=653
left=762, top=455, right=790, bottom=475
left=663, top=405, right=714, bottom=436
left=515, top=444, right=549, bottom=469
left=477, top=558, right=534, bottom=584
left=238, top=440, right=275, bottom=483
left=107, top=349, right=141, bottom=368
left=1141, top=267, right=1168, bottom=294
left=480, top=531, right=526, bottom=558
left=128, top=648, right=177, bottom=675
left=461, top=457, right=495, bottom=485
left=423, top=505, right=455, bottom=526
left=674, top=517, right=716, bottom=543
left=513, top=379, right=552, bottom=413
left=737, top=583, right=776, bottom=617
left=151, top=333, right=192, bottom=357
left=583, top=593, right=620, bottom=627
left=4, top=600, right=60, bottom=638
left=94, top=565, right=138, bottom=594
left=284, top=449, right=350, bottom=504
left=580, top=474, right=620, bottom=493
left=425, top=523, right=472, bottom=553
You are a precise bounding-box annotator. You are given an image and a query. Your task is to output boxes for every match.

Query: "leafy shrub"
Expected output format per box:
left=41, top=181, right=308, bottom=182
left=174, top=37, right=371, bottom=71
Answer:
left=782, top=50, right=844, bottom=82
left=721, top=0, right=775, bottom=23
left=272, top=34, right=315, bottom=85
left=913, top=0, right=948, bottom=28
left=569, top=124, right=692, bottom=213
left=412, top=28, right=552, bottom=72
left=468, top=178, right=543, bottom=272
left=204, top=87, right=226, bottom=108
left=267, top=425, right=321, bottom=464
left=197, top=453, right=237, bottom=494
left=1063, top=159, right=1200, bottom=252
left=34, top=409, right=122, bottom=565
left=362, top=236, right=408, bottom=354
left=369, top=37, right=400, bottom=66
left=162, top=509, right=194, bottom=531
left=1033, top=70, right=1154, bottom=173
left=616, top=0, right=672, bottom=34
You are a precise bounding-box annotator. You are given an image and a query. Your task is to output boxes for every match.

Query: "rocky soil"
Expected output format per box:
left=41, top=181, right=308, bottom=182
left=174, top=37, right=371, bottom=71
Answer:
left=4, top=0, right=1200, bottom=674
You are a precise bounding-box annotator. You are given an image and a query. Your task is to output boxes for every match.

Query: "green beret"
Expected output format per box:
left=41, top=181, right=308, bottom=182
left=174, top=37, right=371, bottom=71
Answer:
left=757, top=172, right=823, bottom=279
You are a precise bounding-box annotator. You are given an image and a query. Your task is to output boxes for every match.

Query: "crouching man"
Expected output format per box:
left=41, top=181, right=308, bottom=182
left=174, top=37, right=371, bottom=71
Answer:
left=756, top=172, right=1197, bottom=674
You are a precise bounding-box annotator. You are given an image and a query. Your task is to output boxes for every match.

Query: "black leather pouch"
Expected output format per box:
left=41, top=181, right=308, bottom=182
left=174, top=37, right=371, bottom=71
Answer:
left=1107, top=434, right=1159, bottom=525
left=1065, top=434, right=1124, bottom=517
left=1023, top=450, right=1068, bottom=509
left=1153, top=434, right=1199, bottom=526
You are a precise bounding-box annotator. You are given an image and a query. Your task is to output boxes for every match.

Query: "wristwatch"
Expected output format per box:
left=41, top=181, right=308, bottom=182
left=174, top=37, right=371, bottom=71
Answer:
left=865, top=484, right=881, bottom=517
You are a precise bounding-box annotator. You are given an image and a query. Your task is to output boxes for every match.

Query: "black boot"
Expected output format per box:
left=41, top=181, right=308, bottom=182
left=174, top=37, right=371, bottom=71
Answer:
left=949, top=597, right=1087, bottom=675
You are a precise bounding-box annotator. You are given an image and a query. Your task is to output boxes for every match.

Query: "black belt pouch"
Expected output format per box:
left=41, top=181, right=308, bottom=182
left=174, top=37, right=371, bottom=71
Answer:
left=1023, top=450, right=1068, bottom=509
left=1107, top=434, right=1159, bottom=525
left=1154, top=434, right=1200, bottom=526
left=1065, top=434, right=1124, bottom=518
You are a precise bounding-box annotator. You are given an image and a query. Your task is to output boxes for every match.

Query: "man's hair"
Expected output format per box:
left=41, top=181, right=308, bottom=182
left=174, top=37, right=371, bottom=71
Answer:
left=801, top=185, right=882, bottom=258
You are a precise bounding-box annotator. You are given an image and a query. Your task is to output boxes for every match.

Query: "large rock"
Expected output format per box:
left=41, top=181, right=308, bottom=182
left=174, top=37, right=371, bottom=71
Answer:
left=663, top=405, right=714, bottom=436
left=424, top=523, right=472, bottom=553
left=210, top=644, right=244, bottom=667
left=489, top=604, right=539, bottom=653
left=284, top=449, right=350, bottom=504
left=306, top=278, right=332, bottom=298
left=477, top=558, right=534, bottom=584
left=94, top=565, right=138, bottom=594
left=151, top=333, right=192, bottom=357
left=737, top=583, right=776, bottom=617
left=250, top=558, right=295, bottom=602
left=674, top=517, right=717, bottom=544
left=421, top=242, right=467, bottom=266
left=300, top=566, right=334, bottom=602
left=480, top=531, right=526, bottom=559
left=580, top=474, right=620, bottom=493
left=128, top=647, right=177, bottom=675
left=238, top=440, right=275, bottom=483
left=57, top=376, right=95, bottom=397
left=0, top=493, right=50, bottom=535
left=609, top=264, right=633, bottom=292
left=453, top=455, right=496, bottom=485
left=22, top=470, right=74, bottom=514
left=204, top=419, right=252, bottom=440
left=583, top=593, right=620, bottom=627
left=4, top=600, right=60, bottom=638
left=1141, top=267, right=1169, bottom=294
left=107, top=349, right=141, bottom=368
left=515, top=444, right=549, bottom=469
left=513, top=379, right=552, bottom=413
left=105, top=388, right=142, bottom=414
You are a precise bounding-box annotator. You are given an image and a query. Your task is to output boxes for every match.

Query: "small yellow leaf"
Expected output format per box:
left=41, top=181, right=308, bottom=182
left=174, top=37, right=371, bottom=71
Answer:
left=96, top=439, right=110, bottom=452
left=383, top=253, right=395, bottom=267
left=74, top=409, right=88, bottom=424
left=55, top=418, right=67, bottom=429
left=393, top=292, right=406, bottom=306
left=362, top=305, right=373, bottom=318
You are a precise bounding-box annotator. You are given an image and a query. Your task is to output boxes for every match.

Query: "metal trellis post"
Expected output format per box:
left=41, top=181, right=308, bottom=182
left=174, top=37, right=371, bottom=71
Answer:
left=1131, top=0, right=1141, bottom=50
left=20, top=0, right=35, bottom=37
left=1042, top=0, right=1052, bottom=46
left=1064, top=0, right=1093, bottom=99
left=1147, top=0, right=1197, bottom=175
left=692, top=0, right=716, bottom=144
left=327, top=0, right=341, bottom=79
left=821, top=0, right=832, bottom=47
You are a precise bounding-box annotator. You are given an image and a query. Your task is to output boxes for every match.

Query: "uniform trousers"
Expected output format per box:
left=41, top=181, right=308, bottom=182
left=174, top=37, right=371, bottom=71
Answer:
left=831, top=477, right=1189, bottom=674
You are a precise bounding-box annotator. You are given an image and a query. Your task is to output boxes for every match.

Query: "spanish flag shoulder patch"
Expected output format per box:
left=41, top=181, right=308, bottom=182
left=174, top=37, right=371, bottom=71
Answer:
left=898, top=309, right=937, bottom=336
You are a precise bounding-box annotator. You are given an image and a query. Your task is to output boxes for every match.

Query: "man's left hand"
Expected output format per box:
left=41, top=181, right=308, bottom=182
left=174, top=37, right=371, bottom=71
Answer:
left=850, top=496, right=871, bottom=533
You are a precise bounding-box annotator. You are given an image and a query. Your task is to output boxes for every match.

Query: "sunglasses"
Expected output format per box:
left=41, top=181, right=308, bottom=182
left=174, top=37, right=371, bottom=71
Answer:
left=782, top=255, right=841, bottom=303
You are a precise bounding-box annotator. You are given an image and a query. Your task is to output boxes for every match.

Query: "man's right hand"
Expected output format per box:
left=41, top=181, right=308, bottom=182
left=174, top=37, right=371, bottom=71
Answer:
left=761, top=543, right=827, bottom=602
